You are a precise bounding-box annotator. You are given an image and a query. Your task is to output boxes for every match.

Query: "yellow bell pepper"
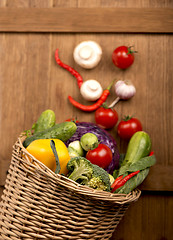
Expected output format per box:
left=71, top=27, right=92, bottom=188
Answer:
left=26, top=139, right=70, bottom=175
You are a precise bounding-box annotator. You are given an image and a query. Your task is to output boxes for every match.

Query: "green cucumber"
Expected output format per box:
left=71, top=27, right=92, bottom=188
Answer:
left=119, top=131, right=152, bottom=176
left=33, top=109, right=56, bottom=133
left=23, top=121, right=77, bottom=148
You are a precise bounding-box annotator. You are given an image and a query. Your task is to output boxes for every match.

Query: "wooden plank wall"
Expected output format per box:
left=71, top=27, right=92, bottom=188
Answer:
left=0, top=8, right=172, bottom=33
left=0, top=1, right=173, bottom=240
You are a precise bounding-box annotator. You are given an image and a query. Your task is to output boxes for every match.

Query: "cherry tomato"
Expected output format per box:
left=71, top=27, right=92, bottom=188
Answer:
left=112, top=46, right=136, bottom=69
left=117, top=116, right=142, bottom=140
left=86, top=144, right=112, bottom=169
left=95, top=107, right=118, bottom=129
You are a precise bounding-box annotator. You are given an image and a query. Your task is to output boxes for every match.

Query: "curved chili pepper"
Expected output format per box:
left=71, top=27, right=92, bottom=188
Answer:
left=55, top=48, right=83, bottom=88
left=111, top=170, right=140, bottom=193
left=111, top=175, right=123, bottom=191
left=68, top=81, right=114, bottom=112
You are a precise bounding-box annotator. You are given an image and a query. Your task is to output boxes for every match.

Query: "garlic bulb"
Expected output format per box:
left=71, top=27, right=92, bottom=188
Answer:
left=109, top=80, right=136, bottom=108
left=80, top=79, right=103, bottom=101
left=73, top=41, right=102, bottom=69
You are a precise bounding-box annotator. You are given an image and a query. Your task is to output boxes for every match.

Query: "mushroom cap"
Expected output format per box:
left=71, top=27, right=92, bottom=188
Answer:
left=80, top=79, right=103, bottom=101
left=73, top=41, right=102, bottom=69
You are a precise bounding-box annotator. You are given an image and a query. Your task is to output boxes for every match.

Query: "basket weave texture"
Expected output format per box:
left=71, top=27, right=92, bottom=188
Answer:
left=0, top=136, right=141, bottom=240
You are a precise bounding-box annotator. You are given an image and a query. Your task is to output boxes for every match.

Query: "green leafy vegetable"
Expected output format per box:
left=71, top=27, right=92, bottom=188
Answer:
left=128, top=155, right=156, bottom=172
left=118, top=155, right=156, bottom=176
left=115, top=168, right=150, bottom=194
left=112, top=154, right=156, bottom=194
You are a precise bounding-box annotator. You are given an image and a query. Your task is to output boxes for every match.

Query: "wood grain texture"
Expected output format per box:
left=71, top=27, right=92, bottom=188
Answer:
left=111, top=191, right=173, bottom=240
left=0, top=8, right=172, bottom=33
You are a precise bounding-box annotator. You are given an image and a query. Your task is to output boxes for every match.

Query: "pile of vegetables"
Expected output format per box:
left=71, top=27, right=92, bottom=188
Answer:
left=65, top=122, right=120, bottom=173
left=23, top=109, right=156, bottom=195
left=22, top=44, right=156, bottom=194
left=112, top=131, right=156, bottom=193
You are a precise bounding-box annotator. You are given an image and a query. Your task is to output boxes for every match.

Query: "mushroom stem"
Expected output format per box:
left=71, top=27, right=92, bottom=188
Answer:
left=79, top=46, right=93, bottom=60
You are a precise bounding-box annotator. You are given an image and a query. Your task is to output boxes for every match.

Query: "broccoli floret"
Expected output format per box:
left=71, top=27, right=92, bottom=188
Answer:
left=67, top=157, right=93, bottom=185
left=67, top=157, right=111, bottom=192
left=87, top=164, right=111, bottom=192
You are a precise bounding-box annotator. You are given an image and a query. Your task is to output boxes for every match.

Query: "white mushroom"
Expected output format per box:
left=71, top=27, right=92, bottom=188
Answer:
left=73, top=41, right=102, bottom=69
left=80, top=80, right=103, bottom=101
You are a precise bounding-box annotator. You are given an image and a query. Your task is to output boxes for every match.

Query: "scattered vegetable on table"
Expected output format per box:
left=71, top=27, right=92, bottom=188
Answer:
left=109, top=80, right=136, bottom=108
left=117, top=116, right=143, bottom=140
left=95, top=104, right=118, bottom=129
left=80, top=79, right=103, bottom=101
left=73, top=40, right=102, bottom=69
left=68, top=81, right=114, bottom=112
left=55, top=48, right=83, bottom=88
left=112, top=45, right=137, bottom=69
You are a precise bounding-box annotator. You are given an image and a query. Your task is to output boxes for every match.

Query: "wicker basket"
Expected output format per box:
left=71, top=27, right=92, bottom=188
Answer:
left=0, top=136, right=141, bottom=240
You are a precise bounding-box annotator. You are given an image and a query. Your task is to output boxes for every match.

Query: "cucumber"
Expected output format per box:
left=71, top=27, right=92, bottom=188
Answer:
left=23, top=121, right=77, bottom=148
left=33, top=109, right=56, bottom=133
left=123, top=131, right=152, bottom=165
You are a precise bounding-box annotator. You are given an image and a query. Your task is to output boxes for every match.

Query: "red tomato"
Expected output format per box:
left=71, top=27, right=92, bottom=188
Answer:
left=95, top=107, right=118, bottom=129
left=117, top=116, right=142, bottom=140
left=112, top=46, right=136, bottom=69
left=86, top=144, right=112, bottom=169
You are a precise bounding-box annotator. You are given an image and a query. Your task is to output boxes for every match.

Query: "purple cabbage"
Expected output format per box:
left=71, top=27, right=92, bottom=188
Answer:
left=65, top=122, right=120, bottom=174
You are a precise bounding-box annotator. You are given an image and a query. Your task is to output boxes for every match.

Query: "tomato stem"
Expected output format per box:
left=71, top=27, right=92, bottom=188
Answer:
left=122, top=115, right=133, bottom=121
left=127, top=46, right=138, bottom=55
left=101, top=103, right=109, bottom=109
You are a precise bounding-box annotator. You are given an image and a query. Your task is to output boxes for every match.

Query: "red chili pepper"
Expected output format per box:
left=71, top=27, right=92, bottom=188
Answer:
left=55, top=49, right=83, bottom=88
left=149, top=151, right=154, bottom=156
left=68, top=81, right=114, bottom=112
left=111, top=170, right=140, bottom=193
left=111, top=175, right=123, bottom=192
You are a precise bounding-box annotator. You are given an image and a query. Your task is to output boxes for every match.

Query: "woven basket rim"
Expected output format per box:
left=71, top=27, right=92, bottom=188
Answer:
left=15, top=135, right=141, bottom=204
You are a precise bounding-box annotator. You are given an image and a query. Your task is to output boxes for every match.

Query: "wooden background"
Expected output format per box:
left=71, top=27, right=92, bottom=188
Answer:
left=0, top=1, right=173, bottom=240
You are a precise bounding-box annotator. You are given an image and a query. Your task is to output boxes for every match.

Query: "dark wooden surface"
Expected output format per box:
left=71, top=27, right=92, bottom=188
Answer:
left=0, top=8, right=172, bottom=33
left=0, top=1, right=173, bottom=240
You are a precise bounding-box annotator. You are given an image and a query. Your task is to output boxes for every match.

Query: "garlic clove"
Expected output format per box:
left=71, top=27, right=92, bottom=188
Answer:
left=80, top=79, right=103, bottom=101
left=73, top=41, right=102, bottom=69
left=109, top=80, right=136, bottom=108
left=115, top=80, right=136, bottom=100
